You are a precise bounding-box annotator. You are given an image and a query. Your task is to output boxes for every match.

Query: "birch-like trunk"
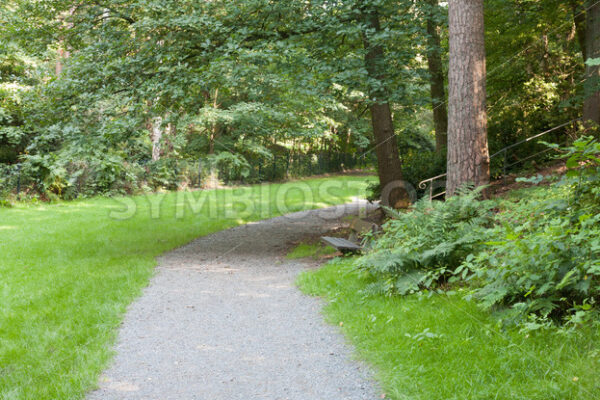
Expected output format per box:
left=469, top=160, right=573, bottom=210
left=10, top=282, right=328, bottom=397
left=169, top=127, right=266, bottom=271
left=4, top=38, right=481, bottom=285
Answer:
left=151, top=116, right=163, bottom=161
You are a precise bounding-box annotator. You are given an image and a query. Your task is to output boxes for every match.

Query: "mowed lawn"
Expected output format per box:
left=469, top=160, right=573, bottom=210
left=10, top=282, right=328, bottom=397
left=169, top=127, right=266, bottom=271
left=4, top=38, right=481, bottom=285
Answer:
left=0, top=175, right=375, bottom=400
left=298, top=259, right=600, bottom=400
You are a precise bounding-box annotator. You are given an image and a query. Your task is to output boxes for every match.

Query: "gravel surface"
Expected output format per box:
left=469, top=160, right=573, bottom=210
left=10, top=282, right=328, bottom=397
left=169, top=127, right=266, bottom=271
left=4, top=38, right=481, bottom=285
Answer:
left=88, top=202, right=379, bottom=400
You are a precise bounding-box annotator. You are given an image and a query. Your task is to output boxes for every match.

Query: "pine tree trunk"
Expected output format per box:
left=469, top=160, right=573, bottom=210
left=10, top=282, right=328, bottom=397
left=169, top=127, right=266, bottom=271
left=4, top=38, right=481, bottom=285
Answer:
left=584, top=0, right=600, bottom=126
left=447, top=0, right=490, bottom=196
left=425, top=0, right=448, bottom=153
left=361, top=7, right=407, bottom=208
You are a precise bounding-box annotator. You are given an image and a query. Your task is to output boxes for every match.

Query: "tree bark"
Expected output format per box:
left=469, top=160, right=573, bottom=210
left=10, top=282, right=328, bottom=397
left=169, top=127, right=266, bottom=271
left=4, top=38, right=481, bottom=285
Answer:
left=584, top=0, right=600, bottom=126
left=361, top=7, right=407, bottom=208
left=447, top=0, right=490, bottom=196
left=150, top=116, right=163, bottom=161
left=425, top=0, right=448, bottom=153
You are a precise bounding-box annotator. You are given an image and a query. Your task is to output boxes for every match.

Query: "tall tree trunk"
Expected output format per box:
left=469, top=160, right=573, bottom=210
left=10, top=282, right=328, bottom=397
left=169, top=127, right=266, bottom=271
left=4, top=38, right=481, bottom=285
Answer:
left=584, top=0, right=600, bottom=126
left=425, top=0, right=448, bottom=153
left=570, top=0, right=587, bottom=62
left=361, top=7, right=407, bottom=208
left=447, top=0, right=490, bottom=196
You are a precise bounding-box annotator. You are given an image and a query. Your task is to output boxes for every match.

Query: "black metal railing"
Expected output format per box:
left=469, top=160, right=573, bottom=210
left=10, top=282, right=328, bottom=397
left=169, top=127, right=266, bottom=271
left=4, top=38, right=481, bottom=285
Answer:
left=419, top=118, right=582, bottom=200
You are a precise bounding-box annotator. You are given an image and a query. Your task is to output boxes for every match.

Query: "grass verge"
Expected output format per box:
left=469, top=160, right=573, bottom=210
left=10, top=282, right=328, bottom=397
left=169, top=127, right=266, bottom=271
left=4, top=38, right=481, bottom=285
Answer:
left=286, top=242, right=337, bottom=260
left=0, top=175, right=375, bottom=399
left=297, top=259, right=600, bottom=400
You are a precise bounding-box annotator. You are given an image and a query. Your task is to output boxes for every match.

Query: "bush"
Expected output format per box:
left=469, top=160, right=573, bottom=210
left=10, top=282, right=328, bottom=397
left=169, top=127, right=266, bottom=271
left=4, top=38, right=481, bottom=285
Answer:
left=356, top=186, right=494, bottom=295
left=358, top=137, right=600, bottom=328
left=208, top=152, right=251, bottom=184
left=464, top=137, right=600, bottom=325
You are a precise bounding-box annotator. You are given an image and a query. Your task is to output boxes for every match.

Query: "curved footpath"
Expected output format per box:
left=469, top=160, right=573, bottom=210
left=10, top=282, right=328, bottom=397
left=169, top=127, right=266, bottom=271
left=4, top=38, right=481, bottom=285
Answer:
left=88, top=202, right=379, bottom=400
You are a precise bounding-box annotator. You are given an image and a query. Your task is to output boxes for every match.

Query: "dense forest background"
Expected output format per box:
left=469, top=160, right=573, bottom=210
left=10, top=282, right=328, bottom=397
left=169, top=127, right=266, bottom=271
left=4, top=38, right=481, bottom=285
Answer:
left=0, top=0, right=593, bottom=200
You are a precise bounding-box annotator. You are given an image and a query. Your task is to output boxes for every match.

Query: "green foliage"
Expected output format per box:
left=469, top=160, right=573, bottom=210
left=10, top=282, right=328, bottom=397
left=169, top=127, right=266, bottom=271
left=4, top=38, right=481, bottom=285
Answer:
left=467, top=209, right=600, bottom=326
left=356, top=186, right=493, bottom=295
left=485, top=0, right=582, bottom=157
left=563, top=136, right=600, bottom=204
left=206, top=152, right=251, bottom=183
left=360, top=138, right=600, bottom=327
left=367, top=148, right=445, bottom=202
left=2, top=0, right=432, bottom=197
left=2, top=0, right=590, bottom=198
left=400, top=150, right=446, bottom=189
left=0, top=41, right=34, bottom=165
left=465, top=137, right=600, bottom=325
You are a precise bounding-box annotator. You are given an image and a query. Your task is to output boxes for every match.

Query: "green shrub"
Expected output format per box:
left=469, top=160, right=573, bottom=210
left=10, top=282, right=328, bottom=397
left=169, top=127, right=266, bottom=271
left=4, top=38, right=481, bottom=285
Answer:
left=356, top=186, right=494, bottom=295
left=464, top=137, right=600, bottom=325
left=358, top=137, right=600, bottom=328
left=148, top=158, right=180, bottom=190
left=466, top=211, right=600, bottom=326
left=209, top=152, right=251, bottom=183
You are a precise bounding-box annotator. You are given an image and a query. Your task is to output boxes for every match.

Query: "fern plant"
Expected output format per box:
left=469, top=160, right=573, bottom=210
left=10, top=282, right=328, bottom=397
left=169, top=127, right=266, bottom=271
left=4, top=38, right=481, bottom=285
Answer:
left=356, top=186, right=494, bottom=295
left=464, top=137, right=600, bottom=325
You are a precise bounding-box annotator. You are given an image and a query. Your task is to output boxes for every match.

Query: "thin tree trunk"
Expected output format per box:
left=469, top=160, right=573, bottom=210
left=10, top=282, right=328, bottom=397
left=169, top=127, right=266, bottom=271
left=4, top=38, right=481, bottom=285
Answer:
left=361, top=7, right=407, bottom=208
left=425, top=0, right=448, bottom=153
left=570, top=0, right=587, bottom=62
left=584, top=0, right=600, bottom=125
left=208, top=88, right=219, bottom=154
left=209, top=127, right=216, bottom=154
left=165, top=117, right=176, bottom=154
left=151, top=116, right=163, bottom=161
left=447, top=0, right=490, bottom=196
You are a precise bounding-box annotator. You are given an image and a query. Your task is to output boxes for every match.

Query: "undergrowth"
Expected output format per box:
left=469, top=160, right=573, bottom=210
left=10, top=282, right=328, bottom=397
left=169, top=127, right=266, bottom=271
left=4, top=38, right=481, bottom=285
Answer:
left=356, top=186, right=494, bottom=295
left=356, top=137, right=600, bottom=328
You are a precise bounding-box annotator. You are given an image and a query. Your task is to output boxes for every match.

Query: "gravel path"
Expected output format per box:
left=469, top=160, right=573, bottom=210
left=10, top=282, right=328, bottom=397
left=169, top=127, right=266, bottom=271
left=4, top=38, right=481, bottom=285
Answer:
left=88, top=202, right=379, bottom=400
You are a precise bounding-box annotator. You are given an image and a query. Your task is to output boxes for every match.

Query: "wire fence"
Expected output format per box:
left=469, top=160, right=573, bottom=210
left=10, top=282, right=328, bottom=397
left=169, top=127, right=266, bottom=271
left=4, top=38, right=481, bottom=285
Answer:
left=419, top=119, right=581, bottom=200
left=233, top=152, right=375, bottom=185
left=0, top=163, right=30, bottom=197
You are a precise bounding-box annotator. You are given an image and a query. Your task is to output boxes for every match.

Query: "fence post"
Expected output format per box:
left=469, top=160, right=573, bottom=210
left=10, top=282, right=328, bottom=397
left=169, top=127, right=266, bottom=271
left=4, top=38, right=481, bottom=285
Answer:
left=429, top=181, right=433, bottom=202
left=16, top=164, right=22, bottom=198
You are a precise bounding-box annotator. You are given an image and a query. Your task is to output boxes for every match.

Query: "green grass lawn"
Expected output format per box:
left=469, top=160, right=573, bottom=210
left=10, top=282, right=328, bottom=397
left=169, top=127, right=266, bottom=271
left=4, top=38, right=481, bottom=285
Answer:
left=286, top=242, right=337, bottom=260
left=0, top=175, right=375, bottom=400
left=298, top=259, right=600, bottom=400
